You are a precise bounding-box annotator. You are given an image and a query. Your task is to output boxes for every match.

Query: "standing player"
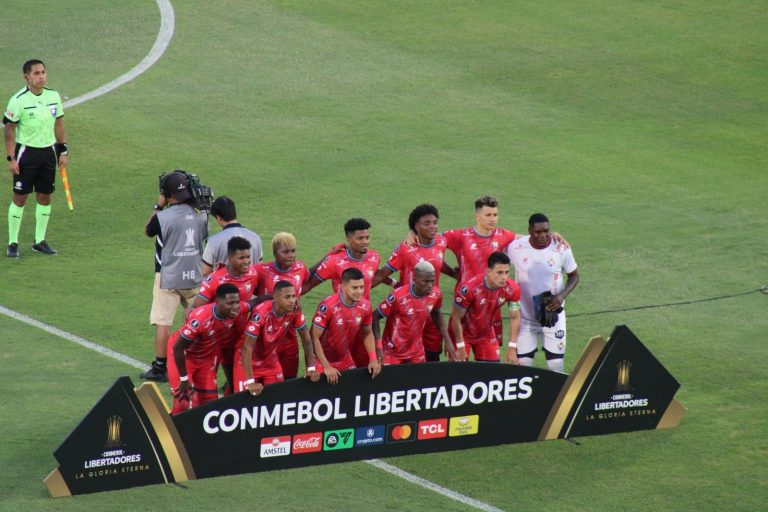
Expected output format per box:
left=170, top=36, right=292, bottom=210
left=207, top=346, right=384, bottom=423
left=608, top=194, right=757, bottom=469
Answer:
left=168, top=284, right=250, bottom=414
left=235, top=281, right=320, bottom=396
left=202, top=196, right=263, bottom=275
left=372, top=261, right=456, bottom=365
left=252, top=232, right=311, bottom=379
left=311, top=268, right=381, bottom=384
left=302, top=218, right=385, bottom=367
left=191, top=236, right=258, bottom=394
left=372, top=204, right=457, bottom=361
left=4, top=60, right=68, bottom=257
left=450, top=252, right=521, bottom=362
left=506, top=213, right=579, bottom=372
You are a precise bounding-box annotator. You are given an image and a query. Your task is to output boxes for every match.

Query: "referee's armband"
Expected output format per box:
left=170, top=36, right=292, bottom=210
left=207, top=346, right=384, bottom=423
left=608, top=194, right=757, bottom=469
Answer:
left=55, top=143, right=68, bottom=156
left=508, top=301, right=521, bottom=311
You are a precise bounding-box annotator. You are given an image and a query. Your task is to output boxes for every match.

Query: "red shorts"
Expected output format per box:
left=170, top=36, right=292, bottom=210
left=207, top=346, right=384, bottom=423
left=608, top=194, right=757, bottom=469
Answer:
left=233, top=361, right=284, bottom=392
left=493, top=309, right=503, bottom=344
left=167, top=356, right=218, bottom=415
left=422, top=315, right=443, bottom=354
left=350, top=330, right=369, bottom=368
left=219, top=337, right=237, bottom=367
left=469, top=337, right=500, bottom=362
left=383, top=351, right=426, bottom=365
left=277, top=335, right=299, bottom=379
left=315, top=354, right=357, bottom=374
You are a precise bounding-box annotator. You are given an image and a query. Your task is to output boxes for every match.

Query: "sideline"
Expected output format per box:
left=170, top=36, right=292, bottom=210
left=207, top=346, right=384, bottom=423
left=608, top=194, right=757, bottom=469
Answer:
left=63, top=0, right=175, bottom=109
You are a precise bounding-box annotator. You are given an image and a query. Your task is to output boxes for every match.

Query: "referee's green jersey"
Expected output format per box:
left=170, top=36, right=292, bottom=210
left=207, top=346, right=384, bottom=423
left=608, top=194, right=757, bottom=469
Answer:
left=4, top=86, right=64, bottom=148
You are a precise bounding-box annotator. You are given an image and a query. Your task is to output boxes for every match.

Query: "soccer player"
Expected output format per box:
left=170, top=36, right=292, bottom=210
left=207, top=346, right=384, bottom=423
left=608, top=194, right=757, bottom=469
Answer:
left=191, top=236, right=258, bottom=394
left=311, top=268, right=381, bottom=384
left=4, top=60, right=68, bottom=257
left=167, top=284, right=250, bottom=414
left=372, top=261, right=456, bottom=365
left=372, top=204, right=458, bottom=361
left=450, top=252, right=521, bottom=362
left=251, top=232, right=311, bottom=379
left=202, top=196, right=263, bottom=275
left=302, top=218, right=384, bottom=367
left=506, top=213, right=579, bottom=373
left=235, top=281, right=320, bottom=396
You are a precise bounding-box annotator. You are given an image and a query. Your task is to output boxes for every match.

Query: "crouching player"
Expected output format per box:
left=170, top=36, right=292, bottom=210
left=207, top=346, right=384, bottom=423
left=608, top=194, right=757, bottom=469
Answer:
left=235, top=281, right=320, bottom=396
left=372, top=261, right=456, bottom=364
left=168, top=283, right=250, bottom=414
left=310, top=268, right=381, bottom=384
left=450, top=252, right=521, bottom=362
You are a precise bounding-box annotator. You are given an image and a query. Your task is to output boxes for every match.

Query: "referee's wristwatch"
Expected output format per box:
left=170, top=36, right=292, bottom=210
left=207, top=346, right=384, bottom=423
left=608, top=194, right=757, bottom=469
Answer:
left=6, top=155, right=14, bottom=162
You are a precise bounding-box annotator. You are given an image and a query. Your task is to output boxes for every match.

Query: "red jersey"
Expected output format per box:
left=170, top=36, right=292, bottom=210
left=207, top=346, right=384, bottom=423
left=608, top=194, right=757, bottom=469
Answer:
left=174, top=302, right=251, bottom=362
left=453, top=275, right=520, bottom=344
left=197, top=266, right=259, bottom=303
left=239, top=301, right=306, bottom=369
left=314, top=249, right=380, bottom=300
left=253, top=260, right=310, bottom=297
left=385, top=234, right=448, bottom=287
left=312, top=293, right=372, bottom=364
left=377, top=285, right=443, bottom=360
left=444, top=227, right=516, bottom=282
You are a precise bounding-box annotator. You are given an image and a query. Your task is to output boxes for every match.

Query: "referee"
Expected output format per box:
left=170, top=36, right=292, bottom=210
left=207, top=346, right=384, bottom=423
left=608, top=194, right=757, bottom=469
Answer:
left=4, top=59, right=68, bottom=257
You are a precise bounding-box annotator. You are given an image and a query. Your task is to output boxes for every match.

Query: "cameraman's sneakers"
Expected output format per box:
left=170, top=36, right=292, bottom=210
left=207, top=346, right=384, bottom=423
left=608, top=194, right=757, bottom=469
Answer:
left=32, top=240, right=58, bottom=255
left=7, top=243, right=19, bottom=258
left=140, top=361, right=168, bottom=382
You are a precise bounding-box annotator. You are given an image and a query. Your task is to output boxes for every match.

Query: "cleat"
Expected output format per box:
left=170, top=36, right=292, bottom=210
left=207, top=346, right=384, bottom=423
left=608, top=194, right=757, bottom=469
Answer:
left=32, top=240, right=58, bottom=255
left=140, top=362, right=168, bottom=382
left=7, top=243, right=19, bottom=258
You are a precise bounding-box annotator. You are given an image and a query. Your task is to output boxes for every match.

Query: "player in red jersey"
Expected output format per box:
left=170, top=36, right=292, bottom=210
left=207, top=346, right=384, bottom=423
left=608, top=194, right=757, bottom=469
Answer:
left=251, top=232, right=311, bottom=379
left=190, top=236, right=257, bottom=394
left=311, top=268, right=381, bottom=383
left=372, top=261, right=456, bottom=365
left=450, top=252, right=521, bottom=362
left=236, top=281, right=320, bottom=396
left=372, top=204, right=458, bottom=361
left=302, top=218, right=386, bottom=367
left=168, top=284, right=250, bottom=414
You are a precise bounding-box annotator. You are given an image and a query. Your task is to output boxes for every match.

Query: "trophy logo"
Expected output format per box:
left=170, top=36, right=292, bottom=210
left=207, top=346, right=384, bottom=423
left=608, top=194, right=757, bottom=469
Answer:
left=614, top=360, right=632, bottom=393
left=105, top=415, right=124, bottom=449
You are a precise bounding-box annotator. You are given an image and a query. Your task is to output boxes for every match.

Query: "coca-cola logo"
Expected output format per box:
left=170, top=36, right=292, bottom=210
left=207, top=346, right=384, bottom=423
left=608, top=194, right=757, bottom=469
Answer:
left=292, top=433, right=322, bottom=454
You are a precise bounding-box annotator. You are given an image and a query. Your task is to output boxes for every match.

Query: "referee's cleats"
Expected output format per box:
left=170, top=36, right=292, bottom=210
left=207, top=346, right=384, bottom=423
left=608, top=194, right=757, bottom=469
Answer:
left=7, top=243, right=19, bottom=258
left=32, top=240, right=58, bottom=255
left=140, top=362, right=168, bottom=382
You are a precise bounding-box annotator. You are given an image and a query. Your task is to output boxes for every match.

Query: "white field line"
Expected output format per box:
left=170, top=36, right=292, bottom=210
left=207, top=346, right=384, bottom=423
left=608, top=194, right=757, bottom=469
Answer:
left=5, top=2, right=506, bottom=509
left=63, top=0, right=175, bottom=109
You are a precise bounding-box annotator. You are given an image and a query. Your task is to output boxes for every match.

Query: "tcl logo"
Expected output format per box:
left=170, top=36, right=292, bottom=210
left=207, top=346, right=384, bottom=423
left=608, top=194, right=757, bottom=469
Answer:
left=292, top=433, right=322, bottom=454
left=417, top=419, right=448, bottom=440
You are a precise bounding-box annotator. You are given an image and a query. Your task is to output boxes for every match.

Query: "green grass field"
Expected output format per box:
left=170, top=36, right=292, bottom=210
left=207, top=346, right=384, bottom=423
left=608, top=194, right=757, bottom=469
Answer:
left=1, top=1, right=766, bottom=510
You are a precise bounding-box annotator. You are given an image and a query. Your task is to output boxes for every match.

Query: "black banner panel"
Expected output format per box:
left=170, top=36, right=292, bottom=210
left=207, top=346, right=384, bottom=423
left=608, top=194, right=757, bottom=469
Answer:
left=46, top=325, right=685, bottom=497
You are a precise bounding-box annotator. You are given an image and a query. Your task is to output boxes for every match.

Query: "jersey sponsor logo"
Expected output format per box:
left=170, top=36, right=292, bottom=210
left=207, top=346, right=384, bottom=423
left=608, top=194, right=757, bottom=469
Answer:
left=336, top=318, right=344, bottom=325
left=355, top=426, right=385, bottom=447
left=314, top=316, right=322, bottom=324
left=260, top=436, right=291, bottom=458
left=449, top=415, right=479, bottom=437
left=417, top=418, right=448, bottom=440
left=292, top=432, right=322, bottom=454
left=387, top=422, right=417, bottom=443
left=323, top=429, right=354, bottom=451
left=183, top=329, right=192, bottom=336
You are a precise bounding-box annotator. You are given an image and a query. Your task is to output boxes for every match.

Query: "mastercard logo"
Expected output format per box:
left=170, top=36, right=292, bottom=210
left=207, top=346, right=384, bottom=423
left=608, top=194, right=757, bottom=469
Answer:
left=387, top=422, right=416, bottom=443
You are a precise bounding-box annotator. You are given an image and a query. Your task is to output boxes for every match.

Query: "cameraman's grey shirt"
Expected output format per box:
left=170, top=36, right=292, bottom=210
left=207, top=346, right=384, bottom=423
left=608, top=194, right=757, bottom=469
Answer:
left=151, top=204, right=208, bottom=289
left=202, top=223, right=263, bottom=268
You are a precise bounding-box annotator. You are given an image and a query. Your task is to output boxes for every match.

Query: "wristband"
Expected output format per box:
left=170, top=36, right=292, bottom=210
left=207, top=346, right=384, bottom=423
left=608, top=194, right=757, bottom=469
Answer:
left=508, top=341, right=517, bottom=348
left=368, top=351, right=378, bottom=364
left=244, top=378, right=255, bottom=386
left=456, top=341, right=466, bottom=349
left=55, top=143, right=68, bottom=155
left=307, top=366, right=316, bottom=373
left=375, top=339, right=383, bottom=350
left=179, top=375, right=189, bottom=382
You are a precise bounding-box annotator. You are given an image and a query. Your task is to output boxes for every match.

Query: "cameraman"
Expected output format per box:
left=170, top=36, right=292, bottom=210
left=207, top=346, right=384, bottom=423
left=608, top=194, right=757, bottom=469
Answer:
left=141, top=171, right=208, bottom=382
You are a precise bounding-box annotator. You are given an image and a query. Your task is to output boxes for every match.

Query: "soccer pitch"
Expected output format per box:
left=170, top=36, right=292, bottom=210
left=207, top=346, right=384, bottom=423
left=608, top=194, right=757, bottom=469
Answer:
left=1, top=1, right=766, bottom=511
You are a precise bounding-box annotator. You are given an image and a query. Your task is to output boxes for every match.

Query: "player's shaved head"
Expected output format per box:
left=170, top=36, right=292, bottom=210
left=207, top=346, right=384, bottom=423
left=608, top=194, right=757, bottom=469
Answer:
left=475, top=195, right=498, bottom=211
left=344, top=218, right=370, bottom=235
left=528, top=213, right=549, bottom=226
left=342, top=267, right=364, bottom=282
left=227, top=235, right=251, bottom=255
left=408, top=204, right=439, bottom=231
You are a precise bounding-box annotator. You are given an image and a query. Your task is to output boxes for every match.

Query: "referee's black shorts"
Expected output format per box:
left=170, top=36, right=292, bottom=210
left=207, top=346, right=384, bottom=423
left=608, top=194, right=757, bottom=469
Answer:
left=12, top=143, right=57, bottom=195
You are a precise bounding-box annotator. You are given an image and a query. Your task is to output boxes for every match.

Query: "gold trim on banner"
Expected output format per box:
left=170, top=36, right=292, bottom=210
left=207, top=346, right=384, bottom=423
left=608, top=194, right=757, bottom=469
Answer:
left=134, top=383, right=196, bottom=482
left=538, top=336, right=607, bottom=441
left=657, top=398, right=687, bottom=429
left=44, top=468, right=71, bottom=498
